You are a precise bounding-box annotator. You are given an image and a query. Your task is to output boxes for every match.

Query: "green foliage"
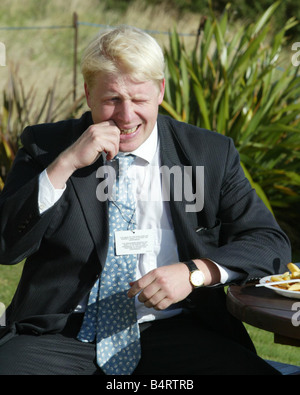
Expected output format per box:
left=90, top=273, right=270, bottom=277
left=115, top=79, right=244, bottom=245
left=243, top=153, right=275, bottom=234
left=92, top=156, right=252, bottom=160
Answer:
left=140, top=0, right=300, bottom=39
left=160, top=2, right=300, bottom=249
left=211, top=0, right=300, bottom=39
left=0, top=65, right=85, bottom=188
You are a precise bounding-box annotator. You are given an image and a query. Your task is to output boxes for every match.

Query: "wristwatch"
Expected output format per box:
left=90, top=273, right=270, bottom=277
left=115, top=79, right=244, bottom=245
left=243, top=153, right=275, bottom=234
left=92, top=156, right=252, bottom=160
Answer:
left=184, top=260, right=205, bottom=288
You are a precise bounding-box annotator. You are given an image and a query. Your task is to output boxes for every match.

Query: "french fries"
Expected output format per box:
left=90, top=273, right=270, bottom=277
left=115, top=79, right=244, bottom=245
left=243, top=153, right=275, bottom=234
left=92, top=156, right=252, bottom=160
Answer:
left=268, top=262, right=300, bottom=292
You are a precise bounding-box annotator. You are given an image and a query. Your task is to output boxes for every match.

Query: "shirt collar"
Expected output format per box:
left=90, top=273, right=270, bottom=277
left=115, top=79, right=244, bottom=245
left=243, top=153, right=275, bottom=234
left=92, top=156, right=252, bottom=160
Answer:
left=102, top=123, right=158, bottom=165
left=128, top=123, right=158, bottom=164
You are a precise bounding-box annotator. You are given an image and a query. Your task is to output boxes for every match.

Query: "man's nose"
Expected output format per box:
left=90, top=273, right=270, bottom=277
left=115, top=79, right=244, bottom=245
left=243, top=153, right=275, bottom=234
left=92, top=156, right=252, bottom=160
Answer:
left=118, top=100, right=134, bottom=123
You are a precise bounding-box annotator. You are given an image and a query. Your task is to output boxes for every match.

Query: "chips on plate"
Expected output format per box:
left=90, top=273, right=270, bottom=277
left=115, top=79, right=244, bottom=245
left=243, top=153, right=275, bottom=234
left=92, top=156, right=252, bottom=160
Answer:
left=268, top=263, right=300, bottom=291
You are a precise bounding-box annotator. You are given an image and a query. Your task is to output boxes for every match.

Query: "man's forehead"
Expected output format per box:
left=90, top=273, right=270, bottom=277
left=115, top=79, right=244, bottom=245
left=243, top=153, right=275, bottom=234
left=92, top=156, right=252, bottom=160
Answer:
left=95, top=73, right=157, bottom=95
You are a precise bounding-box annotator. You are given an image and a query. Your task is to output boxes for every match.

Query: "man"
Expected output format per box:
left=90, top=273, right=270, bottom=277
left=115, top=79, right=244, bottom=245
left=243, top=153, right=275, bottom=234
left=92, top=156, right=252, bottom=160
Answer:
left=0, top=25, right=291, bottom=375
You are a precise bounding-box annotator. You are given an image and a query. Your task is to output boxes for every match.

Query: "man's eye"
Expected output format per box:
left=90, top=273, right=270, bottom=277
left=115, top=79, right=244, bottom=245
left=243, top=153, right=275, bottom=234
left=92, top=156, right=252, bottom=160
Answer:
left=104, top=97, right=119, bottom=103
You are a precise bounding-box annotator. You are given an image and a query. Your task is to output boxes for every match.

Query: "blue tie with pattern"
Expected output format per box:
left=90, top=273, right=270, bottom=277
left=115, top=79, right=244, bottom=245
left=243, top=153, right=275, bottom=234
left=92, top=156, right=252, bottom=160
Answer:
left=77, top=154, right=141, bottom=375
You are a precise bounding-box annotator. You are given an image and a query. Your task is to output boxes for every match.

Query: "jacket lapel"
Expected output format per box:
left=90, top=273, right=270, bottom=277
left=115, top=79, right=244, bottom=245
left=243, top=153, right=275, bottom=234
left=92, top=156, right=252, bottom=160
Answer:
left=69, top=112, right=109, bottom=267
left=70, top=158, right=109, bottom=266
left=157, top=115, right=200, bottom=260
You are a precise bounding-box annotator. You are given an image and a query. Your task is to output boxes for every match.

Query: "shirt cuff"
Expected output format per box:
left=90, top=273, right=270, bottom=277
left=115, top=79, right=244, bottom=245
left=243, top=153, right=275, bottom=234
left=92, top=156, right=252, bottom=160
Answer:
left=213, top=261, right=245, bottom=284
left=38, top=169, right=66, bottom=214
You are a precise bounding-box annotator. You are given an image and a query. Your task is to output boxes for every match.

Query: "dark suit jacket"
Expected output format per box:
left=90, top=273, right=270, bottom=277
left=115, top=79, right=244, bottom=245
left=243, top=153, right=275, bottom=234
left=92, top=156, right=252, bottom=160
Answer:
left=0, top=112, right=291, bottom=348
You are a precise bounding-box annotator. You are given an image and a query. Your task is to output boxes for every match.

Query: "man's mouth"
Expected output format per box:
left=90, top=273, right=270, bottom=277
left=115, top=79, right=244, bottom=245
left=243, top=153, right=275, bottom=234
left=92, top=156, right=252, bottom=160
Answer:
left=120, top=125, right=139, bottom=135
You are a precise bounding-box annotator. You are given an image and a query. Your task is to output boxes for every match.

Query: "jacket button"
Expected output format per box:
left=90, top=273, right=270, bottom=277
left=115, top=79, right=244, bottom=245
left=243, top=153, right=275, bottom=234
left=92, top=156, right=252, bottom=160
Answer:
left=17, top=225, right=26, bottom=233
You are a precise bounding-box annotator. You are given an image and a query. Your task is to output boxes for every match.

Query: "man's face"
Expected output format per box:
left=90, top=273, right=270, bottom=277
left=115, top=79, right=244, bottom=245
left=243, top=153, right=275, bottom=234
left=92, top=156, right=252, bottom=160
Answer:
left=85, top=72, right=165, bottom=153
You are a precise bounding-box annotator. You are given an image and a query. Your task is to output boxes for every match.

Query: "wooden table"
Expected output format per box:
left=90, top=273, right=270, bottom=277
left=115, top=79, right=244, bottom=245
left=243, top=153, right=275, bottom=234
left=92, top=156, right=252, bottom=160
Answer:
left=226, top=283, right=300, bottom=347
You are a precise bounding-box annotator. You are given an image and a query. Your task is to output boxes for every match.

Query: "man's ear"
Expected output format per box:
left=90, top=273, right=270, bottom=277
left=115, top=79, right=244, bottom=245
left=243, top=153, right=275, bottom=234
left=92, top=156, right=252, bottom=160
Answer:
left=158, top=79, right=165, bottom=105
left=84, top=82, right=91, bottom=108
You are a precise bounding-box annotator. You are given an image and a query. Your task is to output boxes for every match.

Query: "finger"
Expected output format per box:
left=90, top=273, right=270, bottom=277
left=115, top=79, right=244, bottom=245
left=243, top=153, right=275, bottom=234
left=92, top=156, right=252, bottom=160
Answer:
left=141, top=288, right=164, bottom=307
left=102, top=140, right=119, bottom=161
left=153, top=297, right=173, bottom=311
left=137, top=282, right=161, bottom=304
left=127, top=280, right=144, bottom=299
left=127, top=271, right=156, bottom=298
left=145, top=294, right=172, bottom=311
left=98, top=124, right=120, bottom=160
left=127, top=281, right=139, bottom=298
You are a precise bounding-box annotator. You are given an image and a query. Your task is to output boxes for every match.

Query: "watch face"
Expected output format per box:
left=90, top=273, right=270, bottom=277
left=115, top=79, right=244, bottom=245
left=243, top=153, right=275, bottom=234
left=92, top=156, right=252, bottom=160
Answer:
left=191, top=271, right=204, bottom=287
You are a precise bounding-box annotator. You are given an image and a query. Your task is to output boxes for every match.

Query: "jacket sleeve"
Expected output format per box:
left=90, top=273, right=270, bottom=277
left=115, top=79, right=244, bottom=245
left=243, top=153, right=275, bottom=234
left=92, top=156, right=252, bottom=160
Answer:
left=208, top=138, right=292, bottom=280
left=0, top=128, right=60, bottom=265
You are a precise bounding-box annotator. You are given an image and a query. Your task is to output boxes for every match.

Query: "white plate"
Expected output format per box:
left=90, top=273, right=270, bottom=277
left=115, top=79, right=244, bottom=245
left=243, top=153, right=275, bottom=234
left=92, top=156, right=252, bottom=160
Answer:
left=259, top=275, right=300, bottom=299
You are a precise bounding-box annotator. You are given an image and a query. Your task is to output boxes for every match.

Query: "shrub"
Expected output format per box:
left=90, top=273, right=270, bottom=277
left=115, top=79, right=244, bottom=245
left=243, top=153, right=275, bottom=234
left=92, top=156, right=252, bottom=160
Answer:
left=160, top=2, right=300, bottom=252
left=0, top=65, right=85, bottom=188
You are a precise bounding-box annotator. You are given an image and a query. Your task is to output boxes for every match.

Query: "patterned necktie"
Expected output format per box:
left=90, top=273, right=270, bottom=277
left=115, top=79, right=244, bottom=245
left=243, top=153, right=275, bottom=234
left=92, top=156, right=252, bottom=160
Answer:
left=78, top=154, right=141, bottom=375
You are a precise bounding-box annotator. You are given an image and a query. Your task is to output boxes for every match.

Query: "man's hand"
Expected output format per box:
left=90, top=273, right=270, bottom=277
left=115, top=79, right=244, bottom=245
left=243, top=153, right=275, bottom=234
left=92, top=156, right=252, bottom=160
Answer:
left=46, top=121, right=120, bottom=188
left=128, top=259, right=221, bottom=310
left=65, top=120, right=120, bottom=167
left=128, top=263, right=193, bottom=311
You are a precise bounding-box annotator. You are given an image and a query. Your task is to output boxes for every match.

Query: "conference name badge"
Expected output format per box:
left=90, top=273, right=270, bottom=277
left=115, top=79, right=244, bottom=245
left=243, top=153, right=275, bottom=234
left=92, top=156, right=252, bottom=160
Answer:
left=115, top=229, right=154, bottom=255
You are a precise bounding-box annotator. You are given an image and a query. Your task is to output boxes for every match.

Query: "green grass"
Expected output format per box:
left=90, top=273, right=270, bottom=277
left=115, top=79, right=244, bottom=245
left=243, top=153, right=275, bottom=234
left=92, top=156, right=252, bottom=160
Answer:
left=0, top=262, right=299, bottom=367
left=0, top=262, right=23, bottom=307
left=244, top=324, right=299, bottom=365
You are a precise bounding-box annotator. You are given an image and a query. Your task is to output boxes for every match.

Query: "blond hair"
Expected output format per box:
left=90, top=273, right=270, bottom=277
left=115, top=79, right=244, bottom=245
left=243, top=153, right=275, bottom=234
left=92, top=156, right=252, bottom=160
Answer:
left=81, top=25, right=165, bottom=88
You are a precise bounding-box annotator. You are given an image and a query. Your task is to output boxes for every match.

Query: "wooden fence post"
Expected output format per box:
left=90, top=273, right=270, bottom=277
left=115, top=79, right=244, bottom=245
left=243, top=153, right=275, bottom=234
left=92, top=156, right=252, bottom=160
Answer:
left=73, top=12, right=78, bottom=102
